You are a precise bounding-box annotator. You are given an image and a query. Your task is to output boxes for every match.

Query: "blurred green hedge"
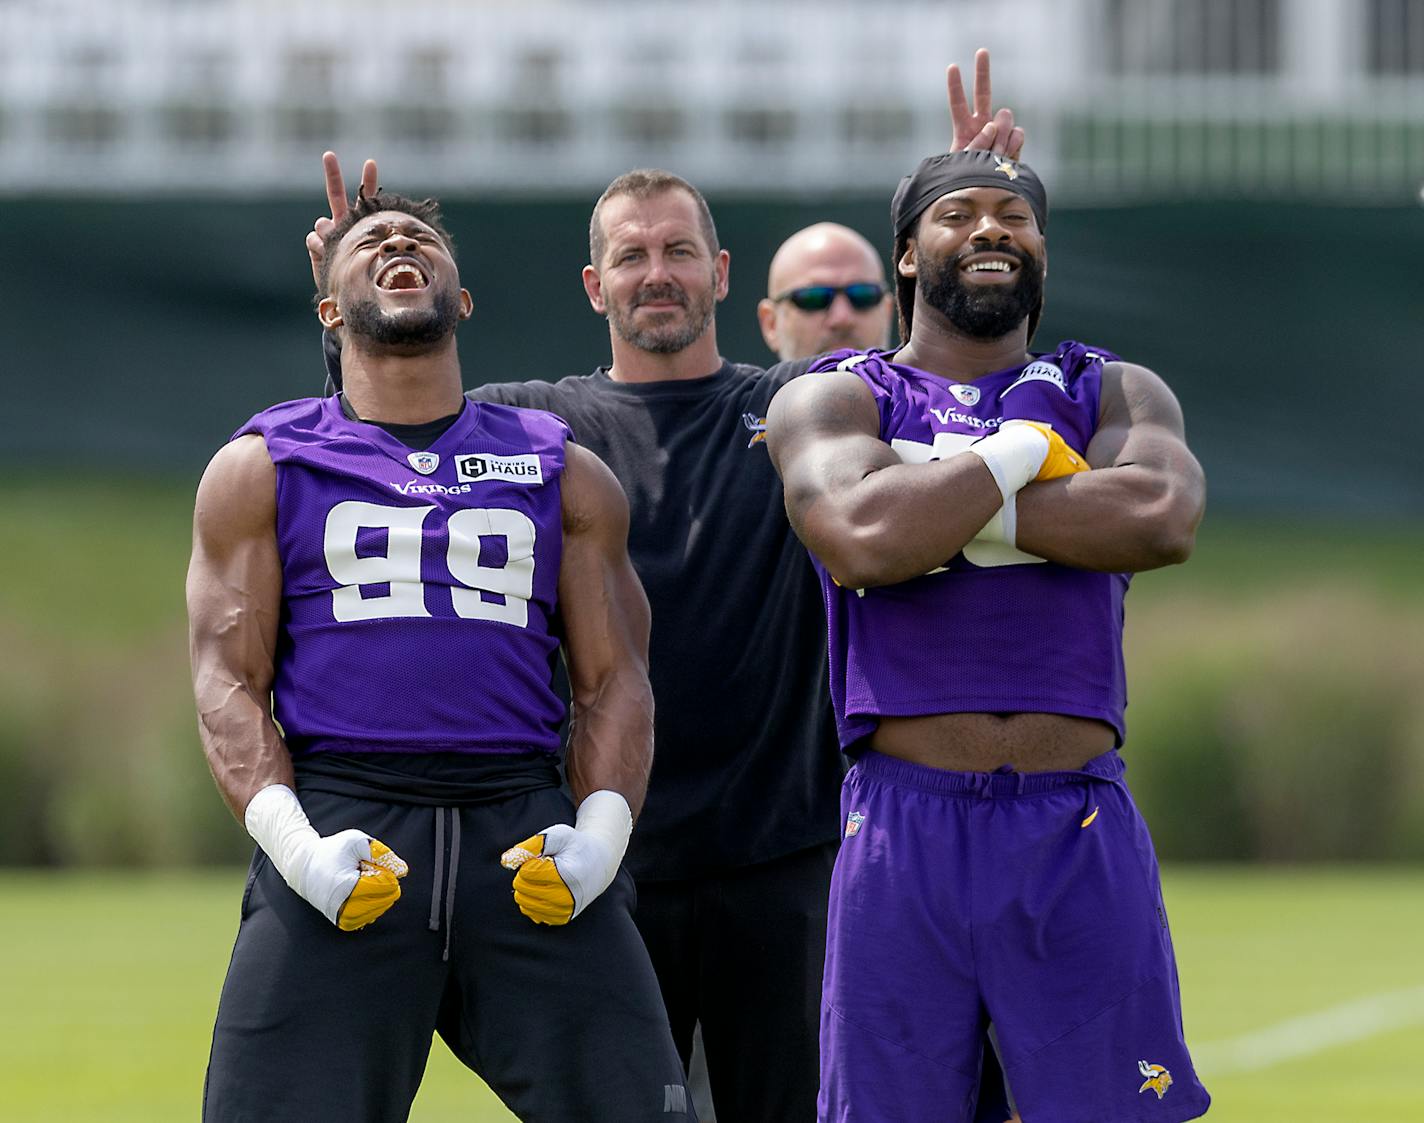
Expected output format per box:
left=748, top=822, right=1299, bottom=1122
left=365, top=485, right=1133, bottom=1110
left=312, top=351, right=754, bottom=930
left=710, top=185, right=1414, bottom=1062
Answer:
left=1, top=481, right=1420, bottom=866
left=1126, top=585, right=1424, bottom=862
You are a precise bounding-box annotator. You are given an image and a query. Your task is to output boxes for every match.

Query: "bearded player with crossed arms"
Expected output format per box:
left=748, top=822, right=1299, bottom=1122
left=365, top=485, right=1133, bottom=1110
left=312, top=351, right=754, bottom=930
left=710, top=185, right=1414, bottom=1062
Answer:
left=766, top=149, right=1212, bottom=1122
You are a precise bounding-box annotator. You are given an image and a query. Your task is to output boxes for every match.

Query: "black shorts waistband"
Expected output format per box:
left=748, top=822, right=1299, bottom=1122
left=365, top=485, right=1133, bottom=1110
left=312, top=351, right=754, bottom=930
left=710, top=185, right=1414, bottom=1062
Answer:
left=293, top=750, right=562, bottom=807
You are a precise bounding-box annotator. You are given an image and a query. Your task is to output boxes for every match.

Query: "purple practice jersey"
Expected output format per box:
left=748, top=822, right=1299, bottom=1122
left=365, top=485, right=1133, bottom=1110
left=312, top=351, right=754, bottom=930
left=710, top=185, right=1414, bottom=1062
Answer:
left=806, top=341, right=1130, bottom=750
left=235, top=396, right=570, bottom=757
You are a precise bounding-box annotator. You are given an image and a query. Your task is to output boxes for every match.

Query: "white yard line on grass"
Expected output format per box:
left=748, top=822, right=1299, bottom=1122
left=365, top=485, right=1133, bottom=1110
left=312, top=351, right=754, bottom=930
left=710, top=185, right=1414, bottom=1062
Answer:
left=1193, top=983, right=1424, bottom=1076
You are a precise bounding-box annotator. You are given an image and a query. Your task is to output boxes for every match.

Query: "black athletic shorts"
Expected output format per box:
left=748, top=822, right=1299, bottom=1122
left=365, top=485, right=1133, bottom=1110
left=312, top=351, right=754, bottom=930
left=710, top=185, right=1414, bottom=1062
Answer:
left=203, top=781, right=693, bottom=1122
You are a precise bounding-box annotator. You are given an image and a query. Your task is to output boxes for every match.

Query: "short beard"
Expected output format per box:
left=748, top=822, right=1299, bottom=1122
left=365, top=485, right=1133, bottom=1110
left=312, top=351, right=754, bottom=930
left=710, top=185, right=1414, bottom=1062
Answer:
left=918, top=245, right=1044, bottom=340
left=607, top=281, right=716, bottom=355
left=343, top=287, right=462, bottom=350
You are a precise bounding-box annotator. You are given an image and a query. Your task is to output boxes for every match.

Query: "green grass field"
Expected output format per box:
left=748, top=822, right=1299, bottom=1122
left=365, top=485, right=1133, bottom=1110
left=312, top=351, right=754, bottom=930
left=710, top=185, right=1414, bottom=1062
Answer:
left=5, top=866, right=1422, bottom=1122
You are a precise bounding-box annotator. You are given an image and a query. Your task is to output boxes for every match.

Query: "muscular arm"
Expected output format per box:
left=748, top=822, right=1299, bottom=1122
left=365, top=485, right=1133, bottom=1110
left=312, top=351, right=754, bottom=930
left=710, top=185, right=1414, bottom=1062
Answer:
left=556, top=442, right=655, bottom=819
left=186, top=434, right=293, bottom=822
left=766, top=372, right=1003, bottom=588
left=1014, top=363, right=1205, bottom=572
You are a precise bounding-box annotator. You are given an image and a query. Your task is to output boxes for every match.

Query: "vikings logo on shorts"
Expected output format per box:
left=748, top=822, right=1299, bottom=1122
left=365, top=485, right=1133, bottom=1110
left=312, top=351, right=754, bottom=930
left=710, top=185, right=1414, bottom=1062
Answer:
left=1137, top=1060, right=1173, bottom=1099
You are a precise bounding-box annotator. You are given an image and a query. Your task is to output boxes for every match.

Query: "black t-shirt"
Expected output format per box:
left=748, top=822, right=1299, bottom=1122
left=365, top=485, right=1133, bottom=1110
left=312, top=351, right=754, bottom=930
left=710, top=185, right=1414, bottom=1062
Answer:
left=473, top=363, right=842, bottom=880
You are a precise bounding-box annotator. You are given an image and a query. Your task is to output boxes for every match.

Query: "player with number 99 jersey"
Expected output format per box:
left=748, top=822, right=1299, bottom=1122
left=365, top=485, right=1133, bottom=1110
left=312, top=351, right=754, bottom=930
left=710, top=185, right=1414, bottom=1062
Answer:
left=235, top=394, right=569, bottom=758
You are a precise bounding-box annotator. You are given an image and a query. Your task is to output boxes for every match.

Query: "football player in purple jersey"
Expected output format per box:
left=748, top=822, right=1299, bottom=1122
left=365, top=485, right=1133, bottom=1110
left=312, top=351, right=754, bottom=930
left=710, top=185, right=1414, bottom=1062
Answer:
left=188, top=191, right=692, bottom=1120
left=766, top=148, right=1211, bottom=1121
left=753, top=219, right=1025, bottom=1123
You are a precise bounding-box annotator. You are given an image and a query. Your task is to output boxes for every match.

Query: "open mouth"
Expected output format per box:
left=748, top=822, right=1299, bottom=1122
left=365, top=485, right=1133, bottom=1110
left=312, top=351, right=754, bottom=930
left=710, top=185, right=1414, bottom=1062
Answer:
left=375, top=259, right=430, bottom=291
left=960, top=256, right=1019, bottom=277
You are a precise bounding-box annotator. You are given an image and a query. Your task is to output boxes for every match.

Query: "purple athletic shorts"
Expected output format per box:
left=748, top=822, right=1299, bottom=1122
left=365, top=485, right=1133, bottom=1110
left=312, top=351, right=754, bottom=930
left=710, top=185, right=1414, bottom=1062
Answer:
left=820, top=749, right=1210, bottom=1123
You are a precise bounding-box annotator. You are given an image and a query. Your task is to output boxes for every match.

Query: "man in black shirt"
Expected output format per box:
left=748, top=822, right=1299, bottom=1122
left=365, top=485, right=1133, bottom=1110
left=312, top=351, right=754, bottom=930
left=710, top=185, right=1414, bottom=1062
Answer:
left=310, top=53, right=1023, bottom=1122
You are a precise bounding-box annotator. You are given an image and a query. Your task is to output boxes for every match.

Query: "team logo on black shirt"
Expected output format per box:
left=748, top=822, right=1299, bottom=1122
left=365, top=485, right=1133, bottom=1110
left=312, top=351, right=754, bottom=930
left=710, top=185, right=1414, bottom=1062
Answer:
left=741, top=413, right=768, bottom=447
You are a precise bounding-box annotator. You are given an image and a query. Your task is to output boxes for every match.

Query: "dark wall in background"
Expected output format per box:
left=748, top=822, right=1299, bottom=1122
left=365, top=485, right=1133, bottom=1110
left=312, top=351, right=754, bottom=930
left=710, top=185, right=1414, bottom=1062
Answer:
left=6, top=197, right=1420, bottom=513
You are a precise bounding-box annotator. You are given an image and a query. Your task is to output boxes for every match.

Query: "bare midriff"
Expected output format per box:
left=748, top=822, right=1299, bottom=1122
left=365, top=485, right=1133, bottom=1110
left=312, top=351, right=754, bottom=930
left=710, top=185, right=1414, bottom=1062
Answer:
left=870, top=712, right=1115, bottom=773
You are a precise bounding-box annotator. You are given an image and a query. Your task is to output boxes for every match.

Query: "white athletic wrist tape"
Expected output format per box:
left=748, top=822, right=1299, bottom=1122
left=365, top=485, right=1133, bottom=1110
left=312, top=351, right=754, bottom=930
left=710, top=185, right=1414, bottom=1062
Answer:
left=965, top=421, right=1050, bottom=505
left=536, top=790, right=632, bottom=920
left=974, top=492, right=1018, bottom=549
left=244, top=783, right=387, bottom=927
left=575, top=789, right=633, bottom=866
left=244, top=783, right=324, bottom=895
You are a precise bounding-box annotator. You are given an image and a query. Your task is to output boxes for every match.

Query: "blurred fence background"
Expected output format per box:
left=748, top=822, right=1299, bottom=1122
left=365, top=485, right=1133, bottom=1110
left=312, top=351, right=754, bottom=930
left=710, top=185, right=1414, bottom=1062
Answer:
left=2, top=0, right=1422, bottom=867
left=4, top=0, right=1422, bottom=197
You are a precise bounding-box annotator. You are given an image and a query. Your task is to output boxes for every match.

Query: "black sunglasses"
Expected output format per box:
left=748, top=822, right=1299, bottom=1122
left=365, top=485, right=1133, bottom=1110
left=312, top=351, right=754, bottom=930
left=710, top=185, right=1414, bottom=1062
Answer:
left=774, top=283, right=887, bottom=312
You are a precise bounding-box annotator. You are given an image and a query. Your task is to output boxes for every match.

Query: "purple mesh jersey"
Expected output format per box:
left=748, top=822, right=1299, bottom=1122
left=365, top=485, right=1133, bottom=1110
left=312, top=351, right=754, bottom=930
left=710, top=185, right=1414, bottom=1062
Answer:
left=805, top=341, right=1131, bottom=750
left=235, top=396, right=570, bottom=756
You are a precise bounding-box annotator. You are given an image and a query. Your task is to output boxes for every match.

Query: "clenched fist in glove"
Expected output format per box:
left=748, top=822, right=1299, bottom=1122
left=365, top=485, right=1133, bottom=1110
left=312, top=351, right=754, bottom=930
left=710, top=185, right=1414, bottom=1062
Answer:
left=244, top=784, right=409, bottom=931
left=500, top=790, right=632, bottom=926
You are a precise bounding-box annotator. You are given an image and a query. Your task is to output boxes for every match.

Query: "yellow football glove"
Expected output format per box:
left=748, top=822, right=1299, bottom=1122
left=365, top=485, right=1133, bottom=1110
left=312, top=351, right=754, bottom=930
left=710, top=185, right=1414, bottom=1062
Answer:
left=1005, top=419, right=1091, bottom=481
left=968, top=417, right=1086, bottom=500
left=337, top=840, right=410, bottom=931
left=500, top=791, right=632, bottom=927
left=501, top=833, right=576, bottom=925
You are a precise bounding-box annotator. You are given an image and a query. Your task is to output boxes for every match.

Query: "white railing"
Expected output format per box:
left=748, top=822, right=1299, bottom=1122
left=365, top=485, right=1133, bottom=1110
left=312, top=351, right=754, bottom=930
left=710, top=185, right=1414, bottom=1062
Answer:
left=0, top=0, right=1420, bottom=201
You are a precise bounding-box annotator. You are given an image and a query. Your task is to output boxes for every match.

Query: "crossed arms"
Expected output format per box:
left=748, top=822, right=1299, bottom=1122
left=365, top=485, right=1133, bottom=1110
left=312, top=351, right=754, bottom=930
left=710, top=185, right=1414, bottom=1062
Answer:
left=765, top=361, right=1206, bottom=589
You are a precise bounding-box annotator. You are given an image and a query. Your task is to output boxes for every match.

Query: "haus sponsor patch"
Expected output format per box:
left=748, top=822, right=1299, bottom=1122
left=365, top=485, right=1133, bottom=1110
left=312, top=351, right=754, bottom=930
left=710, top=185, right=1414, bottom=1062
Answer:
left=456, top=453, right=543, bottom=485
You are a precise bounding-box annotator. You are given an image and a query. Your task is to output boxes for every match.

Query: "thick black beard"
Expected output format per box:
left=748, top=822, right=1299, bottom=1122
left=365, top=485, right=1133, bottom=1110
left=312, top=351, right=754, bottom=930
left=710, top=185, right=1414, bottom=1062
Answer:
left=343, top=287, right=462, bottom=349
left=918, top=245, right=1044, bottom=339
left=608, top=280, right=716, bottom=355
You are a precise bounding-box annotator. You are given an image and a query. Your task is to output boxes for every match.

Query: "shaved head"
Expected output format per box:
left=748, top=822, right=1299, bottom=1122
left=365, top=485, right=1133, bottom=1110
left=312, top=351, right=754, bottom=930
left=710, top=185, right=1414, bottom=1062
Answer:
left=766, top=223, right=885, bottom=298
left=758, top=223, right=892, bottom=362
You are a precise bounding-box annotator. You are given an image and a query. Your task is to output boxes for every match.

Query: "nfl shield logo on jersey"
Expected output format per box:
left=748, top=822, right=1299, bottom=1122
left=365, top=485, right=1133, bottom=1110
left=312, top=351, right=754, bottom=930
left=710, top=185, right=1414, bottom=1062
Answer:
left=845, top=811, right=866, bottom=838
left=949, top=384, right=981, bottom=407
left=407, top=451, right=440, bottom=475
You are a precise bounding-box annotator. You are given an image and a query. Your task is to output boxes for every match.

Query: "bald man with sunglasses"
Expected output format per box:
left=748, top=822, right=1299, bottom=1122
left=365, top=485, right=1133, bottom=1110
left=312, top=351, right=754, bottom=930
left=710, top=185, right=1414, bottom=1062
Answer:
left=757, top=223, right=894, bottom=362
